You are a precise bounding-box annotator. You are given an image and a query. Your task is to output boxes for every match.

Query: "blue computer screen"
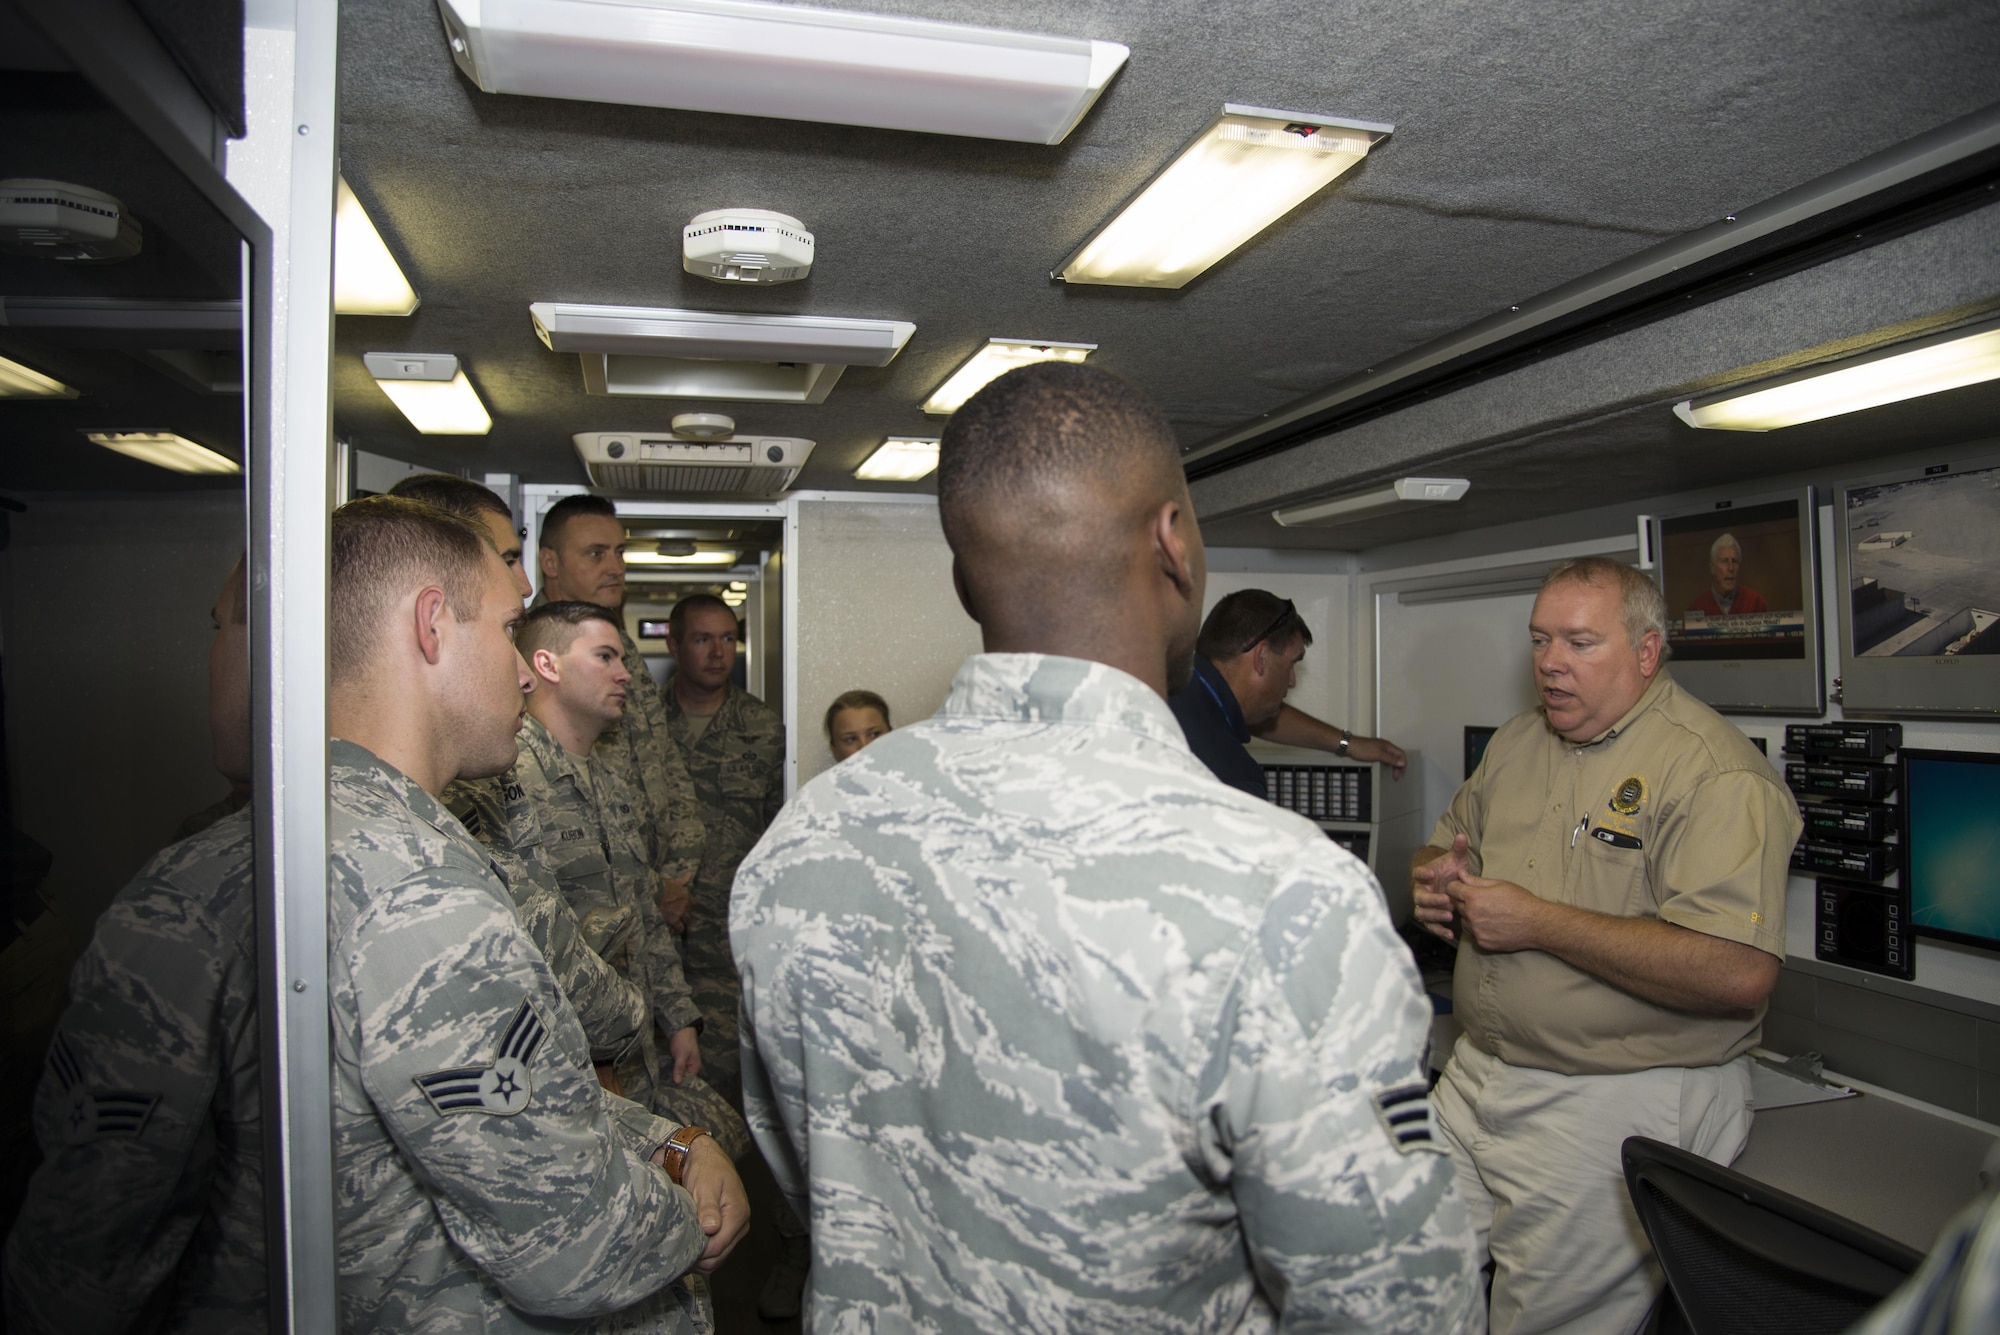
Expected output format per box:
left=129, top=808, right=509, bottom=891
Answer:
left=1904, top=750, right=2000, bottom=951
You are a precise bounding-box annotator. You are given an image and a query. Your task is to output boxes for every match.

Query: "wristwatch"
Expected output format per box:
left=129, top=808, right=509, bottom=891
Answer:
left=1335, top=730, right=1352, bottom=757
left=660, top=1124, right=711, bottom=1185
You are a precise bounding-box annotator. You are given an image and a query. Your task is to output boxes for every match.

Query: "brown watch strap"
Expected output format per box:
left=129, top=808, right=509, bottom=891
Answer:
left=661, top=1124, right=710, bottom=1185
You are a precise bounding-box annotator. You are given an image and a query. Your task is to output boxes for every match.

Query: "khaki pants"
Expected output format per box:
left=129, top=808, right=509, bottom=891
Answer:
left=1433, top=1038, right=1754, bottom=1335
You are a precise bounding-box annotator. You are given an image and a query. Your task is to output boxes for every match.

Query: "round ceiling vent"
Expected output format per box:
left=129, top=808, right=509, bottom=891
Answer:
left=0, top=178, right=143, bottom=263
left=671, top=412, right=736, bottom=439
left=682, top=208, right=813, bottom=285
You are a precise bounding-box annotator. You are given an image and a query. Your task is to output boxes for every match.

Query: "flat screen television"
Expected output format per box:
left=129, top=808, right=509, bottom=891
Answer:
left=1901, top=748, right=2000, bottom=954
left=1647, top=485, right=1822, bottom=713
left=1835, top=451, right=2000, bottom=718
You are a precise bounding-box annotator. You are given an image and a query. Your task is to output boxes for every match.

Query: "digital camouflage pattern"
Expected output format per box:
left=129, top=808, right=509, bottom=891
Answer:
left=446, top=772, right=647, bottom=1066
left=329, top=739, right=710, bottom=1333
left=733, top=654, right=1477, bottom=1332
left=663, top=682, right=784, bottom=1105
left=511, top=718, right=748, bottom=1161
left=3, top=807, right=264, bottom=1335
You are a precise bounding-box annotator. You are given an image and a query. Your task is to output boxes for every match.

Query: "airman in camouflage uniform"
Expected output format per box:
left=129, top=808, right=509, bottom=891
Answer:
left=734, top=655, right=1477, bottom=1331
left=3, top=808, right=264, bottom=1334
left=510, top=714, right=749, bottom=1160
left=662, top=673, right=784, bottom=1103
left=608, top=622, right=707, bottom=883
left=445, top=773, right=648, bottom=1069
left=331, top=739, right=714, bottom=1332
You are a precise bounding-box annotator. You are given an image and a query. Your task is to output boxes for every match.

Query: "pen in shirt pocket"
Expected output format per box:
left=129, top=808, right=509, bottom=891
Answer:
left=1571, top=813, right=1590, bottom=847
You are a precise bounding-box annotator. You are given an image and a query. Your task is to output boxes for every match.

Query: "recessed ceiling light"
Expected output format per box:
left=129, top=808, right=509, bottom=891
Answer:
left=922, top=339, right=1095, bottom=416
left=625, top=549, right=741, bottom=565
left=1673, top=318, right=2000, bottom=431
left=438, top=0, right=1127, bottom=145
left=83, top=430, right=241, bottom=475
left=1272, top=477, right=1468, bottom=528
left=0, top=353, right=78, bottom=398
left=334, top=177, right=419, bottom=316
left=855, top=436, right=940, bottom=481
left=363, top=352, right=492, bottom=434
left=1057, top=106, right=1392, bottom=289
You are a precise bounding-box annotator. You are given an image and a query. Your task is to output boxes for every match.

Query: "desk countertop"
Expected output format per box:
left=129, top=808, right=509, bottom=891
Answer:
left=1736, top=1091, right=1998, bottom=1252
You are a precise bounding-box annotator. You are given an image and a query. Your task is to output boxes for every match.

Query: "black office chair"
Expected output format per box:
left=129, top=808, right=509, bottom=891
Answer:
left=1622, top=1136, right=1924, bottom=1335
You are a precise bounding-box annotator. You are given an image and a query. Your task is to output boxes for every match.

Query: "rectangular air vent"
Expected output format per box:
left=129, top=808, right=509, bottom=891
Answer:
left=573, top=431, right=813, bottom=494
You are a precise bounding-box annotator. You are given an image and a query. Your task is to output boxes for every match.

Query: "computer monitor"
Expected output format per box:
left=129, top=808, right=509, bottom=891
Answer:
left=1464, top=725, right=1497, bottom=780
left=1835, top=451, right=2000, bottom=718
left=1647, top=484, right=1822, bottom=713
left=1901, top=748, right=2000, bottom=953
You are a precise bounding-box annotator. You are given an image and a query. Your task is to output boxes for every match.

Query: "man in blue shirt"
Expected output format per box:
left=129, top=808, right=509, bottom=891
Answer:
left=1168, top=589, right=1407, bottom=797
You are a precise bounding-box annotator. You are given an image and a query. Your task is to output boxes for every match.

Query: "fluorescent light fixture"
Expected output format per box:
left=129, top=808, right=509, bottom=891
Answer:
left=533, top=303, right=914, bottom=403
left=727, top=581, right=748, bottom=592
left=83, top=430, right=241, bottom=475
left=1273, top=477, right=1469, bottom=528
left=625, top=549, right=741, bottom=565
left=1057, top=106, right=1392, bottom=289
left=1673, top=318, right=2000, bottom=431
left=437, top=0, right=1127, bottom=145
left=334, top=177, right=419, bottom=316
left=363, top=352, right=492, bottom=434
left=922, top=339, right=1095, bottom=415
left=855, top=436, right=939, bottom=481
left=0, top=353, right=77, bottom=398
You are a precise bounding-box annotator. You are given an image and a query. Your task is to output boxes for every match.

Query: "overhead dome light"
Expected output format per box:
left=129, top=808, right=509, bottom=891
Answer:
left=625, top=548, right=740, bottom=565
left=1273, top=478, right=1469, bottom=528
left=437, top=0, right=1127, bottom=145
left=363, top=352, right=492, bottom=434
left=1056, top=107, right=1391, bottom=289
left=84, top=430, right=240, bottom=475
left=335, top=177, right=420, bottom=316
left=1673, top=317, right=2000, bottom=431
left=855, top=436, right=940, bottom=481
left=922, top=339, right=1095, bottom=415
left=684, top=209, right=813, bottom=284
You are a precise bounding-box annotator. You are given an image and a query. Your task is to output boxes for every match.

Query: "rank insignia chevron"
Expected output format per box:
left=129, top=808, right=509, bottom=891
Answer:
left=414, top=998, right=548, bottom=1117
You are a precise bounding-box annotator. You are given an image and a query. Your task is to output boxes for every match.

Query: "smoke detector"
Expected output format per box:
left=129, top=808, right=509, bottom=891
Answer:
left=672, top=412, right=735, bottom=440
left=682, top=208, right=813, bottom=285
left=0, top=179, right=143, bottom=262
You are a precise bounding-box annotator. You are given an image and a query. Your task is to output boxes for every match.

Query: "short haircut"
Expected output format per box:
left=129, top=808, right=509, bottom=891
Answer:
left=1196, top=589, right=1313, bottom=661
left=823, top=689, right=891, bottom=739
left=1543, top=556, right=1671, bottom=657
left=388, top=472, right=512, bottom=523
left=1709, top=533, right=1741, bottom=563
left=936, top=361, right=1180, bottom=553
left=518, top=599, right=620, bottom=662
left=329, top=496, right=495, bottom=687
left=540, top=493, right=619, bottom=551
left=669, top=593, right=737, bottom=639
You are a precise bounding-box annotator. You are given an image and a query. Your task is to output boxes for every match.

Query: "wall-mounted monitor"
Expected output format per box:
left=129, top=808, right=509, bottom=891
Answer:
left=1835, top=452, right=2000, bottom=718
left=1464, top=725, right=1497, bottom=780
left=1647, top=485, right=1822, bottom=714
left=1901, top=748, right=2000, bottom=954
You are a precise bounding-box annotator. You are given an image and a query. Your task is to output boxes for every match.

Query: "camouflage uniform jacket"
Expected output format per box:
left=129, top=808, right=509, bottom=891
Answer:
left=329, top=740, right=708, bottom=1333
left=526, top=594, right=706, bottom=881
left=661, top=681, right=783, bottom=934
left=3, top=808, right=264, bottom=1335
left=445, top=773, right=648, bottom=1066
left=515, top=717, right=701, bottom=1053
left=732, top=655, right=1477, bottom=1333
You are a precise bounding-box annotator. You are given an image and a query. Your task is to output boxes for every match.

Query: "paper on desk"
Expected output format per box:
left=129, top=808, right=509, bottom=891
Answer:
left=1750, top=1058, right=1856, bottom=1111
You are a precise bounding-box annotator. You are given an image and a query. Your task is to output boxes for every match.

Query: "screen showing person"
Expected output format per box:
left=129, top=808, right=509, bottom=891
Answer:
left=1846, top=460, right=2000, bottom=658
left=1659, top=500, right=1809, bottom=660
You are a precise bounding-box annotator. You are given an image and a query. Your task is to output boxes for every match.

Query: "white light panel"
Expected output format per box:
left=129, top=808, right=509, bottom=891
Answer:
left=85, top=430, right=241, bottom=475
left=334, top=177, right=419, bottom=316
left=922, top=339, right=1094, bottom=415
left=855, top=436, right=940, bottom=481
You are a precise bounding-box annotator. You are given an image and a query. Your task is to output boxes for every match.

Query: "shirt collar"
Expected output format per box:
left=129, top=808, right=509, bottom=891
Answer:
left=330, top=737, right=458, bottom=833
left=941, top=653, right=1193, bottom=754
left=1190, top=652, right=1251, bottom=743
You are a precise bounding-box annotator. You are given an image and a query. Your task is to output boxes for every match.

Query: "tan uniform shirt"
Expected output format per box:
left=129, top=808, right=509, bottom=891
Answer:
left=1429, top=672, right=1800, bottom=1077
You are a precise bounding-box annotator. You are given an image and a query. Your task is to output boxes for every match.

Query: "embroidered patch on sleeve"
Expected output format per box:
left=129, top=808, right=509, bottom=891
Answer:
left=413, top=998, right=546, bottom=1117
left=48, top=1032, right=160, bottom=1144
left=1371, top=1082, right=1445, bottom=1155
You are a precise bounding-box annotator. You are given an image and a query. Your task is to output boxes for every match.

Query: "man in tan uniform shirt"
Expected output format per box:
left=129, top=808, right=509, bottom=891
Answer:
left=1412, top=556, right=1800, bottom=1335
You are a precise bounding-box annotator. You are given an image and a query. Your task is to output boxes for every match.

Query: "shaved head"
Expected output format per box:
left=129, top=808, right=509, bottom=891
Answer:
left=938, top=362, right=1205, bottom=696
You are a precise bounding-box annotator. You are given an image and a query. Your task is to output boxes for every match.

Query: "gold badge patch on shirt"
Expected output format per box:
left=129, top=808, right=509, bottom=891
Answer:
left=1608, top=775, right=1648, bottom=815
